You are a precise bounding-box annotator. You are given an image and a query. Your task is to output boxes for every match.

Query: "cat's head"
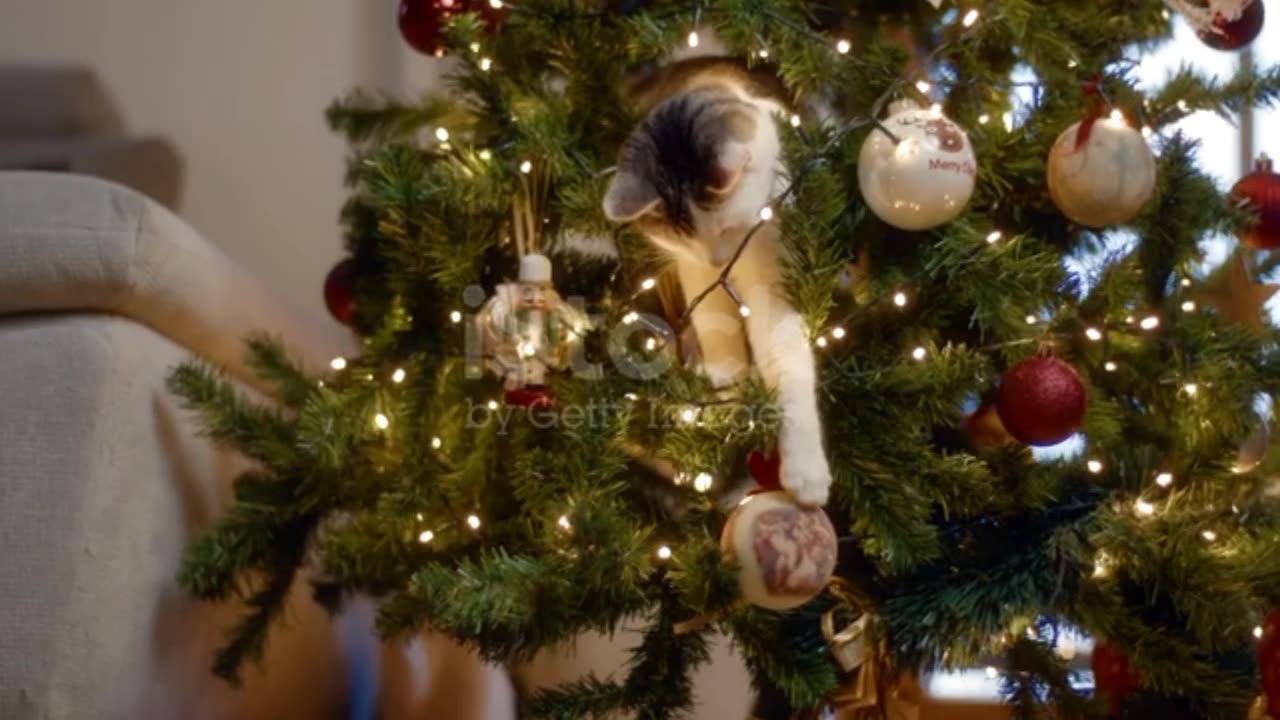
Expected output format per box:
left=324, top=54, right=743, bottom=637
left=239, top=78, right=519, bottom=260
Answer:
left=602, top=86, right=776, bottom=260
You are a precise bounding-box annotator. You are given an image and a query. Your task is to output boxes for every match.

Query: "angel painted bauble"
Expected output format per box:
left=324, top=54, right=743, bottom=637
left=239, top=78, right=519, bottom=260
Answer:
left=858, top=102, right=976, bottom=231
left=1232, top=154, right=1280, bottom=249
left=1047, top=116, right=1156, bottom=227
left=996, top=356, right=1088, bottom=447
left=720, top=491, right=837, bottom=611
left=477, top=254, right=587, bottom=391
left=1195, top=0, right=1266, bottom=50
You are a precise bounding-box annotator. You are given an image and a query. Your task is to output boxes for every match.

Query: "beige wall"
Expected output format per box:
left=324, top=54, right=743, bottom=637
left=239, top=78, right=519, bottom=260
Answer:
left=0, top=0, right=444, bottom=320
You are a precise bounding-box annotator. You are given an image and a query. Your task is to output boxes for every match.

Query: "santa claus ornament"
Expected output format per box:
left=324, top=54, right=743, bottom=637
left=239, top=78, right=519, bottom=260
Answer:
left=1232, top=154, right=1280, bottom=249
left=721, top=450, right=837, bottom=611
left=1047, top=111, right=1156, bottom=227
left=858, top=100, right=977, bottom=231
left=996, top=355, right=1088, bottom=447
left=1165, top=0, right=1266, bottom=51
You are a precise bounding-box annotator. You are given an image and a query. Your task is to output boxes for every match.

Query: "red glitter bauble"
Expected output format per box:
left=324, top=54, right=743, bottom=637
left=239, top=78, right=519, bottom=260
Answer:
left=1259, top=609, right=1280, bottom=710
left=323, top=258, right=357, bottom=326
left=398, top=0, right=504, bottom=56
left=996, top=356, right=1088, bottom=447
left=1092, top=641, right=1139, bottom=716
left=1197, top=0, right=1265, bottom=50
left=1233, top=154, right=1280, bottom=249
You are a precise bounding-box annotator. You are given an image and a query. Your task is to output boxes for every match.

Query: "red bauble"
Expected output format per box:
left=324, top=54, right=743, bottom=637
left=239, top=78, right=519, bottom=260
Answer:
left=323, top=258, right=357, bottom=326
left=1259, top=609, right=1280, bottom=710
left=504, top=386, right=554, bottom=409
left=1092, top=641, right=1139, bottom=716
left=996, top=356, right=1088, bottom=447
left=398, top=0, right=504, bottom=56
left=1233, top=154, right=1280, bottom=249
left=1197, top=0, right=1266, bottom=50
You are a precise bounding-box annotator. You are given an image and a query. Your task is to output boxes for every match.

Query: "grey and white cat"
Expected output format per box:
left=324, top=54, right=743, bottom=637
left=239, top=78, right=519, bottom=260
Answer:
left=602, top=59, right=832, bottom=507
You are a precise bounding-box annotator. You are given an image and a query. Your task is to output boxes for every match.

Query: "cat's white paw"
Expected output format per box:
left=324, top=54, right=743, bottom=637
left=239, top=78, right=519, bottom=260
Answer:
left=780, top=449, right=831, bottom=507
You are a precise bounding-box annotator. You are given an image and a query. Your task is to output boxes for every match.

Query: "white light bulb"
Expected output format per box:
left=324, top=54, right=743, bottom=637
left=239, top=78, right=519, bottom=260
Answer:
left=1140, top=315, right=1160, bottom=330
left=1109, top=109, right=1125, bottom=125
left=915, top=80, right=932, bottom=93
left=487, top=400, right=499, bottom=411
left=1257, top=626, right=1266, bottom=639
left=962, top=8, right=980, bottom=26
left=687, top=31, right=700, bottom=48
left=1202, top=530, right=1218, bottom=542
left=739, top=305, right=751, bottom=318
left=1135, top=499, right=1156, bottom=516
left=1184, top=383, right=1199, bottom=396
left=1178, top=99, right=1190, bottom=112
left=759, top=206, right=774, bottom=221
left=986, top=230, right=1003, bottom=244
left=645, top=337, right=658, bottom=351
left=558, top=515, right=572, bottom=531
left=816, top=336, right=829, bottom=348
left=1085, top=327, right=1103, bottom=341
left=681, top=408, right=697, bottom=424
left=912, top=346, right=927, bottom=361
left=435, top=127, right=450, bottom=142
left=790, top=114, right=802, bottom=127
left=480, top=57, right=493, bottom=72
left=1003, top=112, right=1014, bottom=132
left=418, top=529, right=435, bottom=544
left=392, top=368, right=407, bottom=383
left=624, top=392, right=638, bottom=401
left=1068, top=58, right=1079, bottom=68
left=479, top=149, right=492, bottom=161
left=1141, top=126, right=1153, bottom=139
left=519, top=160, right=533, bottom=174
left=985, top=666, right=998, bottom=680
left=693, top=472, right=713, bottom=493
left=450, top=310, right=463, bottom=324
left=1087, top=459, right=1104, bottom=474
left=330, top=357, right=347, bottom=371
left=374, top=413, right=390, bottom=430
left=1155, top=472, right=1173, bottom=488
left=1025, top=314, right=1038, bottom=325
left=893, top=291, right=908, bottom=307
left=656, top=545, right=673, bottom=560
left=519, top=341, right=537, bottom=358
left=622, top=311, right=639, bottom=325
left=469, top=42, right=481, bottom=53
left=758, top=48, right=769, bottom=58
left=978, top=113, right=991, bottom=125
left=1181, top=278, right=1193, bottom=288
left=489, top=0, right=503, bottom=7
left=641, top=277, right=657, bottom=291
left=467, top=514, right=481, bottom=530
left=836, top=39, right=851, bottom=54
left=1104, top=361, right=1118, bottom=373
left=431, top=436, right=442, bottom=450
left=832, top=327, right=847, bottom=340
left=1182, top=300, right=1196, bottom=312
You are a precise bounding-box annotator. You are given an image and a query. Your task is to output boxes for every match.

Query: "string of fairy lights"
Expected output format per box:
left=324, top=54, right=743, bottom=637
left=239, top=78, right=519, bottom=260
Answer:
left=321, top=0, right=1269, bottom=620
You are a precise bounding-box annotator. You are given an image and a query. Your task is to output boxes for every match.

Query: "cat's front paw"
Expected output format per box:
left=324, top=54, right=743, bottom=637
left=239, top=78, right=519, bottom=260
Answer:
left=780, top=449, right=831, bottom=507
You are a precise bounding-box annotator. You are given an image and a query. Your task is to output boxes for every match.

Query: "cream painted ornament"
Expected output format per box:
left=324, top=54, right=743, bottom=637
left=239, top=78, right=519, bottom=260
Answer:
left=858, top=101, right=977, bottom=231
left=1047, top=114, right=1156, bottom=227
left=720, top=490, right=838, bottom=611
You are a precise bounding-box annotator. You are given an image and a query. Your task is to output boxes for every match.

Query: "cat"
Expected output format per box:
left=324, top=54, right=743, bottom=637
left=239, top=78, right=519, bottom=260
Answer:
left=602, top=58, right=832, bottom=507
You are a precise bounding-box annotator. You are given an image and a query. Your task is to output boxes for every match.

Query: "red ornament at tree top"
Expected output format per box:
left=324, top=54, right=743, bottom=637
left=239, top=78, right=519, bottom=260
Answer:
left=1259, top=609, right=1280, bottom=711
left=1092, top=641, right=1139, bottom=716
left=324, top=258, right=357, bottom=326
left=1233, top=154, right=1280, bottom=249
left=1196, top=0, right=1266, bottom=51
left=398, top=0, right=506, bottom=57
left=996, top=355, right=1088, bottom=447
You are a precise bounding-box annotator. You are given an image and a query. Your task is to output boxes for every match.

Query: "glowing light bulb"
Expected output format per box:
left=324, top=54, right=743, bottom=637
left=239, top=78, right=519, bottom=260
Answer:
left=816, top=336, right=829, bottom=348
left=479, top=149, right=492, bottom=161
left=435, top=127, right=450, bottom=142
left=656, top=545, right=673, bottom=560
left=330, top=357, right=347, bottom=371
left=624, top=392, right=638, bottom=401
left=893, top=291, right=908, bottom=307
left=1109, top=109, right=1126, bottom=125
left=466, top=514, right=481, bottom=530
left=519, top=160, right=533, bottom=174
left=1178, top=99, right=1190, bottom=112
left=641, top=277, right=657, bottom=291
left=1182, top=300, right=1196, bottom=312
left=487, top=400, right=499, bottom=411
left=1181, top=278, right=1192, bottom=288
left=1087, top=459, right=1104, bottom=474
left=519, top=341, right=537, bottom=357
left=1141, top=125, right=1153, bottom=139
left=1135, top=499, right=1156, bottom=516
left=431, top=436, right=442, bottom=450
left=915, top=80, right=932, bottom=93
left=912, top=346, right=927, bottom=361
left=1025, top=314, right=1038, bottom=325
left=418, top=530, right=435, bottom=543
left=836, top=39, right=851, bottom=54
left=687, top=30, right=700, bottom=48
left=962, top=8, right=980, bottom=26
left=978, top=113, right=990, bottom=125
left=758, top=49, right=769, bottom=58
left=450, top=310, right=463, bottom=324
left=374, top=413, right=390, bottom=430
left=392, top=368, right=407, bottom=383
left=759, top=206, right=774, bottom=221
left=1257, top=626, right=1266, bottom=639
left=1140, top=315, right=1160, bottom=330
left=480, top=57, right=493, bottom=72
left=1184, top=383, right=1199, bottom=396
left=986, top=230, right=1003, bottom=244
left=558, top=515, right=572, bottom=531
left=739, top=305, right=751, bottom=318
left=985, top=666, right=998, bottom=680
left=790, top=114, right=802, bottom=127
left=1202, top=530, right=1218, bottom=542
left=1002, top=112, right=1014, bottom=132
left=622, top=311, right=639, bottom=325
left=489, top=0, right=503, bottom=7
left=681, top=408, right=697, bottom=424
left=832, top=327, right=847, bottom=340
left=1085, top=327, right=1103, bottom=342
left=1155, top=472, right=1173, bottom=488
left=1093, top=554, right=1110, bottom=578
left=693, top=472, right=713, bottom=493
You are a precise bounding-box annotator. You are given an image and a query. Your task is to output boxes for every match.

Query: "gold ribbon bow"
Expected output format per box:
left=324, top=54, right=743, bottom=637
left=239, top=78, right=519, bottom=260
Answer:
left=820, top=595, right=922, bottom=720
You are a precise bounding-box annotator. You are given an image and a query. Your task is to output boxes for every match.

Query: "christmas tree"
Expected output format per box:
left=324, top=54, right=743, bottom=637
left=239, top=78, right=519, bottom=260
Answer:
left=171, top=0, right=1280, bottom=717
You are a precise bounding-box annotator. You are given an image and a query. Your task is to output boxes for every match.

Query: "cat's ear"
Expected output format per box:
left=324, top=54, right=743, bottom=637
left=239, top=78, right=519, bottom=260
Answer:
left=706, top=144, right=751, bottom=196
left=603, top=171, right=660, bottom=223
